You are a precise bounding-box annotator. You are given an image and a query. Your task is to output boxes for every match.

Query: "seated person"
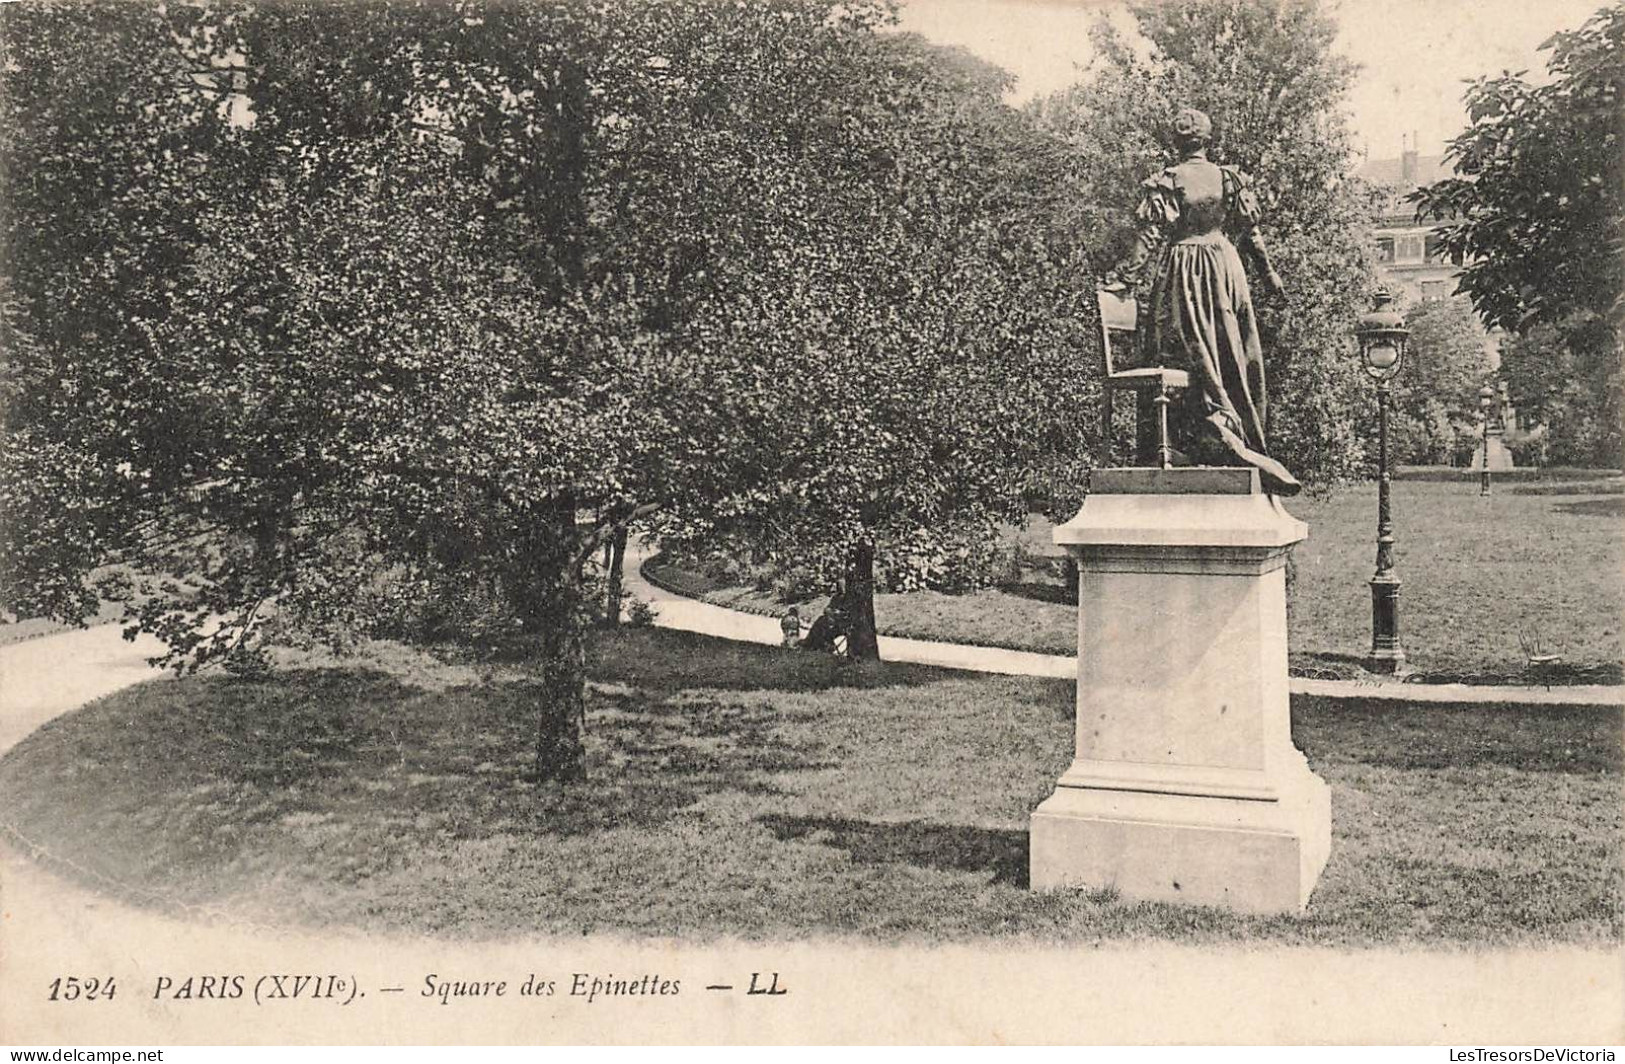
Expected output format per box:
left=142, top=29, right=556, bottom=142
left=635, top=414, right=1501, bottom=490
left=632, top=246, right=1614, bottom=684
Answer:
left=780, top=606, right=803, bottom=647
left=799, top=595, right=849, bottom=653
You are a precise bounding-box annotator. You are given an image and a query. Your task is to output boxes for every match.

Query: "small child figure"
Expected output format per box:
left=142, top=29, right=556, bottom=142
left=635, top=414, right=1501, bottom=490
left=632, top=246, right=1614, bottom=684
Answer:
left=780, top=606, right=802, bottom=647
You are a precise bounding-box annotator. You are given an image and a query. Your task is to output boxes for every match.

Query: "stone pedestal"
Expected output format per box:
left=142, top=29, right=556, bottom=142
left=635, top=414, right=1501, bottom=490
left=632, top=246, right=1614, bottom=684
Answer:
left=1030, top=467, right=1331, bottom=914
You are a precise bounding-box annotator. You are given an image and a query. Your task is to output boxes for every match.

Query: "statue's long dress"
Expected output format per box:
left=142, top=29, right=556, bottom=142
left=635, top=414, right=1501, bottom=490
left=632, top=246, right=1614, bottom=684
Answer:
left=1136, top=160, right=1299, bottom=494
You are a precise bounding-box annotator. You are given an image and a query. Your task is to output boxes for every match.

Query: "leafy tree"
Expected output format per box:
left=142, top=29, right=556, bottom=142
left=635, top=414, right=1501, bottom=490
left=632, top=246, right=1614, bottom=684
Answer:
left=1413, top=5, right=1624, bottom=468
left=1413, top=5, right=1623, bottom=339
left=1029, top=0, right=1378, bottom=489
left=1, top=0, right=877, bottom=775
left=1, top=0, right=650, bottom=778
left=1498, top=322, right=1624, bottom=468
left=2, top=0, right=1098, bottom=769
left=0, top=2, right=230, bottom=625
left=639, top=33, right=1098, bottom=658
left=1388, top=298, right=1494, bottom=464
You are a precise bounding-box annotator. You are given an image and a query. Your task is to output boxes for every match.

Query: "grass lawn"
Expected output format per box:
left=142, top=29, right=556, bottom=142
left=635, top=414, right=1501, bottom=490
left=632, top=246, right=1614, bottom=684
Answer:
left=652, top=473, right=1625, bottom=681
left=1, top=628, right=1618, bottom=945
left=1285, top=475, right=1624, bottom=680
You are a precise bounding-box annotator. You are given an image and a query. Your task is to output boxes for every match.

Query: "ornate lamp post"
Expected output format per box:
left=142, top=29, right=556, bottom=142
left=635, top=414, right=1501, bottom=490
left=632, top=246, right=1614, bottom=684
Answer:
left=1478, top=384, right=1496, bottom=497
left=1356, top=289, right=1410, bottom=674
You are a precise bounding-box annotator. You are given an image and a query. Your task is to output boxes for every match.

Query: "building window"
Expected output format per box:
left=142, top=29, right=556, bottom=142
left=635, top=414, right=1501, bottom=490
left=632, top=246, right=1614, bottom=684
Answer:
left=1375, top=236, right=1395, bottom=264
left=1395, top=235, right=1425, bottom=263
left=1420, top=280, right=1447, bottom=301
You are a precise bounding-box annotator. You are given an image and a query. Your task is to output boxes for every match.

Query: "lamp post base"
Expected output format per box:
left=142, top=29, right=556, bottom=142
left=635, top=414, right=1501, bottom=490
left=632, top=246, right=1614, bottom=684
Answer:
left=1368, top=574, right=1406, bottom=674
left=1366, top=646, right=1408, bottom=675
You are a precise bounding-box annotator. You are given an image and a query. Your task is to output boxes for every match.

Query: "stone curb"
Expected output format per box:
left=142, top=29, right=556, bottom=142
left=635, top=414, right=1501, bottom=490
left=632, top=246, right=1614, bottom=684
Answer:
left=0, top=617, right=126, bottom=649
left=637, top=557, right=1624, bottom=709
left=640, top=554, right=794, bottom=622
left=641, top=554, right=1076, bottom=657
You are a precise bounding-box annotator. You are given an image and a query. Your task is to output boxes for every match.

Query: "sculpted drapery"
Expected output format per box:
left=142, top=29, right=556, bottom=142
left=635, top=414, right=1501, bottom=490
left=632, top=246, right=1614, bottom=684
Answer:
left=1108, top=108, right=1301, bottom=497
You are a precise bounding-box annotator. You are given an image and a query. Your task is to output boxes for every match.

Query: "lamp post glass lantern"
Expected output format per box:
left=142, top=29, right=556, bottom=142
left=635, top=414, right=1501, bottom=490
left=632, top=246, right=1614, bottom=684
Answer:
left=1356, top=289, right=1409, bottom=674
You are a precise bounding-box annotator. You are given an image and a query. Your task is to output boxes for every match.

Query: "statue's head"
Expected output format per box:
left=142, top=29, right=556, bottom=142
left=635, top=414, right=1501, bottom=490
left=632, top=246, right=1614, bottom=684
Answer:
left=1171, top=108, right=1213, bottom=153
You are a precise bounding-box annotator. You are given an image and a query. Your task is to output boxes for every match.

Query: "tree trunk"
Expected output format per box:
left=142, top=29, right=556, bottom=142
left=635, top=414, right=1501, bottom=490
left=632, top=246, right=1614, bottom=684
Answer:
left=513, top=496, right=587, bottom=783
left=535, top=566, right=588, bottom=783
left=603, top=526, right=627, bottom=628
left=844, top=539, right=880, bottom=661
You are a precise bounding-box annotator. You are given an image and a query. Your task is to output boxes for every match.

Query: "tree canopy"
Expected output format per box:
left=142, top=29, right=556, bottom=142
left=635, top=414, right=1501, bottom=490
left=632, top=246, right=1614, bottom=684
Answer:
left=1413, top=6, right=1624, bottom=339
left=0, top=0, right=1098, bottom=773
left=641, top=30, right=1099, bottom=656
left=1412, top=4, right=1623, bottom=468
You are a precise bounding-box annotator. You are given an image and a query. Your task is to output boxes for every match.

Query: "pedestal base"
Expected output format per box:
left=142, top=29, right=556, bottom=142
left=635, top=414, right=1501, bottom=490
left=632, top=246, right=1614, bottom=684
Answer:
left=1030, top=759, right=1330, bottom=914
left=1033, top=467, right=1331, bottom=914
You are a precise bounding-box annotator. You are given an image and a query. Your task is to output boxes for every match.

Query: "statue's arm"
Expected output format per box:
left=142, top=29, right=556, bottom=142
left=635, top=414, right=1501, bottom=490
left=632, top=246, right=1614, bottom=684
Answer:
left=1241, top=226, right=1286, bottom=297
left=1104, top=174, right=1174, bottom=289
left=1226, top=167, right=1285, bottom=297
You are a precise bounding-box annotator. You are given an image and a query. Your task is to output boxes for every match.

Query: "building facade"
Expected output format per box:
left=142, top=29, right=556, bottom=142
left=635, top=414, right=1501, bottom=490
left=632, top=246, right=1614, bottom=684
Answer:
left=1359, top=139, right=1515, bottom=468
left=1360, top=142, right=1460, bottom=306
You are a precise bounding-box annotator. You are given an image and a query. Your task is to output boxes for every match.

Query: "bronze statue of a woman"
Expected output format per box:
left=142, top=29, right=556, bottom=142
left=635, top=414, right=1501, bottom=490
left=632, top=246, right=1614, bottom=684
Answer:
left=1106, top=107, right=1301, bottom=496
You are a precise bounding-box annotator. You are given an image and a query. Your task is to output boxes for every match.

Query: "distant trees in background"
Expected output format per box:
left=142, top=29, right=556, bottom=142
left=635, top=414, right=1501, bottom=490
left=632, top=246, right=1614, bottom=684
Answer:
left=1498, top=325, right=1622, bottom=469
left=1414, top=4, right=1624, bottom=469
left=1388, top=298, right=1494, bottom=466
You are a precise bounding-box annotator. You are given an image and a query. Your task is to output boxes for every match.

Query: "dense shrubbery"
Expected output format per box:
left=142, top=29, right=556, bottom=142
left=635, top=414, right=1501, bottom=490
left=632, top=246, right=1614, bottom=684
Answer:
left=1387, top=298, right=1495, bottom=467
left=673, top=520, right=1025, bottom=602
left=1497, top=323, right=1625, bottom=470
left=876, top=525, right=1021, bottom=595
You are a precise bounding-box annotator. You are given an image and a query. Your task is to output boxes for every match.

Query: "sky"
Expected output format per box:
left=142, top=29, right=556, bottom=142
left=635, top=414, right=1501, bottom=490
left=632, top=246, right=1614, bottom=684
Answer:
left=894, top=0, right=1604, bottom=163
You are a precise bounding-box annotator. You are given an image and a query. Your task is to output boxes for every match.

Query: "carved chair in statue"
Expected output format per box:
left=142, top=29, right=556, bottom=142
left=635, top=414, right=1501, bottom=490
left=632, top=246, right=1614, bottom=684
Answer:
left=1097, top=287, right=1188, bottom=469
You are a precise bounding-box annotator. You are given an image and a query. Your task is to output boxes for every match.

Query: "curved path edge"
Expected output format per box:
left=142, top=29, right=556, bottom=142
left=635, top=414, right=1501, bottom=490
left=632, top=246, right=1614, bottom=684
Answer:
left=625, top=542, right=1624, bottom=708
left=1, top=566, right=1622, bottom=1048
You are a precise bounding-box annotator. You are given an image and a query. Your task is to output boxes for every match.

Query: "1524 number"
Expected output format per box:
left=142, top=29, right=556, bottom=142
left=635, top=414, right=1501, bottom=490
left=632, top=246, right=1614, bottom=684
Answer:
left=48, top=977, right=117, bottom=1001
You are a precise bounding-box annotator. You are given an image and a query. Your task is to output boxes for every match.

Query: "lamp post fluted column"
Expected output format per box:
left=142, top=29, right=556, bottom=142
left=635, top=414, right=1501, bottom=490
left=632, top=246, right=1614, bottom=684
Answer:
left=1369, top=379, right=1405, bottom=672
left=1356, top=289, right=1409, bottom=675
